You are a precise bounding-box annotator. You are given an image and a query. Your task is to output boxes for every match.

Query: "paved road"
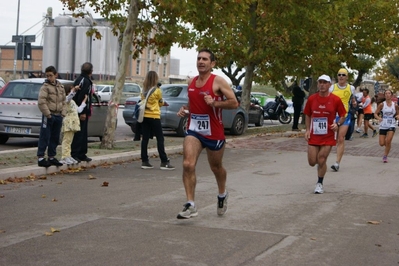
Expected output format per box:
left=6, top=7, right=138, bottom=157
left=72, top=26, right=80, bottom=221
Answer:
left=1, top=130, right=398, bottom=265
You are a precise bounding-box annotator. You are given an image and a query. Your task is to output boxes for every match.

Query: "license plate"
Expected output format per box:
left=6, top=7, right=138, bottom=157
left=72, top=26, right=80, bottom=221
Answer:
left=5, top=126, right=31, bottom=134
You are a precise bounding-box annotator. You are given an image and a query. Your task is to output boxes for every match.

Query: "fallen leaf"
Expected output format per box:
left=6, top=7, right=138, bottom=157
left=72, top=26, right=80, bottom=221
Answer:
left=310, top=237, right=317, bottom=240
left=38, top=176, right=47, bottom=180
left=41, top=194, right=46, bottom=198
left=45, top=232, right=53, bottom=236
left=102, top=181, right=109, bottom=187
left=375, top=244, right=382, bottom=247
left=0, top=195, right=4, bottom=198
left=367, top=221, right=381, bottom=225
left=51, top=227, right=60, bottom=233
left=0, top=230, right=5, bottom=233
left=88, top=175, right=96, bottom=180
left=52, top=198, right=58, bottom=202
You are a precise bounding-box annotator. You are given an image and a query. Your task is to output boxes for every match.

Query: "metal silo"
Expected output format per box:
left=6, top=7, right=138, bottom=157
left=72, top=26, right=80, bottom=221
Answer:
left=42, top=26, right=59, bottom=72
left=58, top=26, right=76, bottom=79
left=54, top=15, right=72, bottom=26
left=91, top=26, right=109, bottom=77
left=108, top=29, right=119, bottom=77
left=71, top=15, right=93, bottom=27
left=74, top=27, right=91, bottom=74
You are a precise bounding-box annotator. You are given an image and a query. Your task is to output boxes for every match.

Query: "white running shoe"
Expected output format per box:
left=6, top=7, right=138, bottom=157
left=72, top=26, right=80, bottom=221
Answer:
left=217, top=191, right=229, bottom=216
left=331, top=163, right=339, bottom=172
left=64, top=157, right=74, bottom=165
left=68, top=157, right=78, bottom=164
left=177, top=203, right=198, bottom=219
left=314, top=183, right=324, bottom=194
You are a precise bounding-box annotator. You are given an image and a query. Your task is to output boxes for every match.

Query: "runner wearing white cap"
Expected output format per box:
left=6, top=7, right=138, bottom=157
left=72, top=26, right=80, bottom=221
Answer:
left=304, top=75, right=346, bottom=194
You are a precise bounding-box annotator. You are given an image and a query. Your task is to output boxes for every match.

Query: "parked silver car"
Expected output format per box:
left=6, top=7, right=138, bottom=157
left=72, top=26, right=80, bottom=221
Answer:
left=122, top=83, right=250, bottom=136
left=121, top=83, right=142, bottom=105
left=0, top=78, right=109, bottom=144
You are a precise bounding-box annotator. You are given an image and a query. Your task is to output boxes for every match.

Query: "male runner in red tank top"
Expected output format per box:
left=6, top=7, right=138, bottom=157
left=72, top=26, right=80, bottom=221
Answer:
left=176, top=49, right=239, bottom=219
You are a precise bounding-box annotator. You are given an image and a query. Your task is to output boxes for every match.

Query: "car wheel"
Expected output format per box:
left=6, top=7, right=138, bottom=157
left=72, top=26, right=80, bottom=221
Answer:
left=0, top=135, right=9, bottom=144
left=255, top=113, right=264, bottom=127
left=230, top=114, right=245, bottom=135
left=176, top=116, right=188, bottom=137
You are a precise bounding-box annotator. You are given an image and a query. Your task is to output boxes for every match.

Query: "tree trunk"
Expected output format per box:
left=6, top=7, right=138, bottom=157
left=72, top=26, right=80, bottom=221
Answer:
left=241, top=62, right=256, bottom=131
left=100, top=0, right=139, bottom=149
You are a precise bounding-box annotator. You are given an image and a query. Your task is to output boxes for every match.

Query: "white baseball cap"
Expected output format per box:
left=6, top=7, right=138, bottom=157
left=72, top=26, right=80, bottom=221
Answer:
left=317, top=74, right=331, bottom=82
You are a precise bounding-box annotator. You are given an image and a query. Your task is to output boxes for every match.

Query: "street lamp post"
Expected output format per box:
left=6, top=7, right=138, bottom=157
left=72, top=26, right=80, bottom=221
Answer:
left=13, top=0, right=21, bottom=79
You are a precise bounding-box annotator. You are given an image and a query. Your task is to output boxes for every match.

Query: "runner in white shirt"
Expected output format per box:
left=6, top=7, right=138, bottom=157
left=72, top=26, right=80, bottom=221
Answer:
left=373, top=89, right=399, bottom=163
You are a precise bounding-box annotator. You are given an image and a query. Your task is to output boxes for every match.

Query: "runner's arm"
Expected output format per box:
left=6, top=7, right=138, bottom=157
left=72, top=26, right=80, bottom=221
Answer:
left=211, top=76, right=238, bottom=109
left=374, top=103, right=383, bottom=121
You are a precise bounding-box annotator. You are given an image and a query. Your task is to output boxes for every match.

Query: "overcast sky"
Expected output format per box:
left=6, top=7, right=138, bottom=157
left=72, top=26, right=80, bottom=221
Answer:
left=0, top=0, right=230, bottom=81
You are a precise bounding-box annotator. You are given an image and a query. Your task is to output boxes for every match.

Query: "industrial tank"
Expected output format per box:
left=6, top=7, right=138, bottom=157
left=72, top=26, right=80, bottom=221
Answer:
left=91, top=26, right=109, bottom=76
left=58, top=26, right=76, bottom=78
left=42, top=26, right=59, bottom=72
left=107, top=29, right=119, bottom=77
left=74, top=27, right=91, bottom=74
left=71, top=16, right=93, bottom=27
left=54, top=15, right=72, bottom=26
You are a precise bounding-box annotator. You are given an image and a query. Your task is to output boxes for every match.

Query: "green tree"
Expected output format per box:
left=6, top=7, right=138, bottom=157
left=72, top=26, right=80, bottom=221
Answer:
left=375, top=51, right=399, bottom=92
left=191, top=1, right=399, bottom=100
left=61, top=0, right=399, bottom=144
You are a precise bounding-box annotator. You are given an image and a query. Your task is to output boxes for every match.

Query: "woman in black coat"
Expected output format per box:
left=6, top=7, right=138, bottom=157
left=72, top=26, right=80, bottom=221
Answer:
left=292, top=85, right=306, bottom=131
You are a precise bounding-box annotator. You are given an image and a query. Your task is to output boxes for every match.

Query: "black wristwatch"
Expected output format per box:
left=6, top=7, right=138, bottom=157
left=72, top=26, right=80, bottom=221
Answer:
left=337, top=122, right=341, bottom=126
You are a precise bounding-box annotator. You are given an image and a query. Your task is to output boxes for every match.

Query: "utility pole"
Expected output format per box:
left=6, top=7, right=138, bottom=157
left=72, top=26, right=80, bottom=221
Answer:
left=12, top=0, right=21, bottom=79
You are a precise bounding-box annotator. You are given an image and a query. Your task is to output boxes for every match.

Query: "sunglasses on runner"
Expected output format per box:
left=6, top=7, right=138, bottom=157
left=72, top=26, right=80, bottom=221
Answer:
left=337, top=74, right=346, bottom=77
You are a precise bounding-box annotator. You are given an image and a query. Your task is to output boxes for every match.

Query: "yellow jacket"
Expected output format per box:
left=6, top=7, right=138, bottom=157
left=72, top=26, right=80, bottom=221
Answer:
left=141, top=87, right=164, bottom=119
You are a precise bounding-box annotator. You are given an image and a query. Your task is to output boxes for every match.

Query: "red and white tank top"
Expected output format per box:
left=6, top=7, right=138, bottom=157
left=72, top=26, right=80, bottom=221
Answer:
left=187, top=74, right=225, bottom=140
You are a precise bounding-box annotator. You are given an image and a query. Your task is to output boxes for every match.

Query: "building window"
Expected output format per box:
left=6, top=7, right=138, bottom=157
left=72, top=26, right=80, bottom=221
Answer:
left=136, top=60, right=140, bottom=75
left=147, top=49, right=151, bottom=60
left=163, top=63, right=167, bottom=77
left=147, top=61, right=151, bottom=72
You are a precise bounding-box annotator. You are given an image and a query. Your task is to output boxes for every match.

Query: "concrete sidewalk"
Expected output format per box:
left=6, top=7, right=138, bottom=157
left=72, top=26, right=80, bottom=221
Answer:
left=0, top=129, right=300, bottom=180
left=1, top=129, right=398, bottom=265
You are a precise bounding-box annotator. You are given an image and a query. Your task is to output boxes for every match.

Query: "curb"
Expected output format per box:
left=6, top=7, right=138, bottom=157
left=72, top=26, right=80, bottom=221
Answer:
left=0, top=146, right=183, bottom=180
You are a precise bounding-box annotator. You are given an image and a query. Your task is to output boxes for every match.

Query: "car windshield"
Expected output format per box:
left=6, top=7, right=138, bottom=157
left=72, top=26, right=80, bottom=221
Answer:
left=0, top=82, right=41, bottom=99
left=96, top=85, right=106, bottom=91
left=123, top=84, right=141, bottom=93
left=161, top=86, right=183, bottom=97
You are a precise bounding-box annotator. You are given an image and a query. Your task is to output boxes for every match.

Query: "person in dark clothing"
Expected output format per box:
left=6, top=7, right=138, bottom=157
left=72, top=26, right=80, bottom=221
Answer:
left=71, top=62, right=93, bottom=163
left=37, top=66, right=66, bottom=167
left=345, top=96, right=357, bottom=140
left=292, top=84, right=306, bottom=131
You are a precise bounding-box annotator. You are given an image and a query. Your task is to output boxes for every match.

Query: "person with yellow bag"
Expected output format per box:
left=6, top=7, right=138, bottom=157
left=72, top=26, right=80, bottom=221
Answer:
left=139, top=71, right=175, bottom=170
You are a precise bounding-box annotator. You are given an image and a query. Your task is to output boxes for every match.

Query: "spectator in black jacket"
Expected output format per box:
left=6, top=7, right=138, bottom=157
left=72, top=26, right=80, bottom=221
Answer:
left=71, top=62, right=93, bottom=163
left=292, top=84, right=306, bottom=131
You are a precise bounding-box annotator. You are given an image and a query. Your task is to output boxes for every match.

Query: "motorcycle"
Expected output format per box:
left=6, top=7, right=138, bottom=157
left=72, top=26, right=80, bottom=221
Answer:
left=263, top=92, right=292, bottom=124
